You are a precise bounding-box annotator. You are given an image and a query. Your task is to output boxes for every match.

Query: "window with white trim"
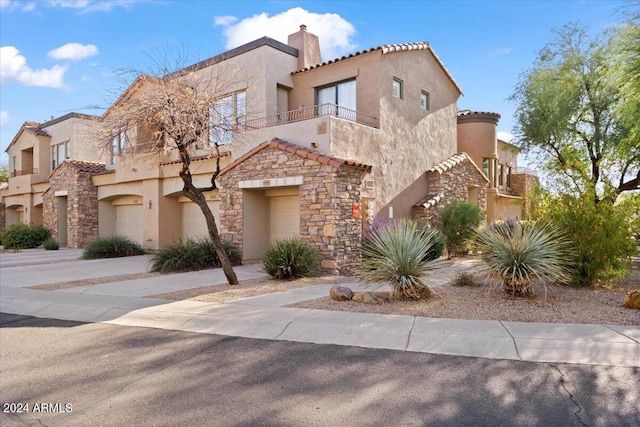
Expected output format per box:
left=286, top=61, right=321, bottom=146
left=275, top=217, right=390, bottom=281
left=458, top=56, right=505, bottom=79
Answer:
left=51, top=141, right=69, bottom=171
left=392, top=78, right=403, bottom=99
left=420, top=91, right=430, bottom=110
left=209, top=90, right=246, bottom=145
left=110, top=130, right=126, bottom=165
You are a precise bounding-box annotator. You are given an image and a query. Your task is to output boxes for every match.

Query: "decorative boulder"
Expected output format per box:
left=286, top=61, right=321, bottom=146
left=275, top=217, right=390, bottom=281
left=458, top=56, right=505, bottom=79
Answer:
left=624, top=290, right=640, bottom=310
left=330, top=285, right=354, bottom=301
left=352, top=291, right=386, bottom=305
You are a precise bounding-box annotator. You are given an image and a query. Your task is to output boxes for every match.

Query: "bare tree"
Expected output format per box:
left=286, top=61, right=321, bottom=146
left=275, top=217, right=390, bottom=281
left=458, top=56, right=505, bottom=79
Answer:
left=100, top=61, right=245, bottom=285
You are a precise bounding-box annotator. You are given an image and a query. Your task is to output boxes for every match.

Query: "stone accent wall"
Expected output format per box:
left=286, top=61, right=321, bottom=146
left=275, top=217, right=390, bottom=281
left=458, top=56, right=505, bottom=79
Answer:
left=218, top=145, right=368, bottom=275
left=43, top=165, right=99, bottom=248
left=413, top=159, right=488, bottom=224
left=511, top=173, right=539, bottom=219
left=0, top=202, right=5, bottom=231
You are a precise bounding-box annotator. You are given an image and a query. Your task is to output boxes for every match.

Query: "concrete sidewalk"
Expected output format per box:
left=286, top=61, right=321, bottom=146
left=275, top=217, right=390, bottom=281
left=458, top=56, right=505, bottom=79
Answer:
left=1, top=250, right=638, bottom=368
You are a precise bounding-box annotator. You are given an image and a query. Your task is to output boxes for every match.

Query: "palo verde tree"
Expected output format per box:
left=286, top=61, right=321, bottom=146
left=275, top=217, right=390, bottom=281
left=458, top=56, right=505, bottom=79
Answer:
left=510, top=23, right=639, bottom=204
left=100, top=62, right=246, bottom=285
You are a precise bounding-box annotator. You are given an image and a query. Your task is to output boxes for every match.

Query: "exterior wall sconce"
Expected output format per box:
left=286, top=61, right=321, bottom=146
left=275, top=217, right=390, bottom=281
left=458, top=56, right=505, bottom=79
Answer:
left=148, top=200, right=152, bottom=209
left=311, top=188, right=318, bottom=203
left=226, top=193, right=232, bottom=205
left=24, top=206, right=28, bottom=213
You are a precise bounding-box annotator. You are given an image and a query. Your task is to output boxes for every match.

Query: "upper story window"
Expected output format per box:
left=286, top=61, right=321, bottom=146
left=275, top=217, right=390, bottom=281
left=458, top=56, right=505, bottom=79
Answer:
left=482, top=158, right=490, bottom=179
left=506, top=166, right=512, bottom=188
left=420, top=91, right=430, bottom=110
left=111, top=130, right=126, bottom=165
left=51, top=141, right=69, bottom=171
left=11, top=156, right=16, bottom=173
left=392, top=78, right=403, bottom=100
left=316, top=79, right=356, bottom=111
left=498, top=164, right=504, bottom=186
left=209, top=90, right=246, bottom=145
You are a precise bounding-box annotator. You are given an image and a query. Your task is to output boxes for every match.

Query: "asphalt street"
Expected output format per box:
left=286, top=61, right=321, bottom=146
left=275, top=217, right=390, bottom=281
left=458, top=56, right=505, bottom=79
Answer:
left=1, top=313, right=638, bottom=427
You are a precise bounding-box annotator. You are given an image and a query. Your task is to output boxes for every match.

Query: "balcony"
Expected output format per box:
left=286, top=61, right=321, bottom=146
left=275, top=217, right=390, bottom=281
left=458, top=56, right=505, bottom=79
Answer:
left=245, top=103, right=379, bottom=130
left=9, top=168, right=39, bottom=178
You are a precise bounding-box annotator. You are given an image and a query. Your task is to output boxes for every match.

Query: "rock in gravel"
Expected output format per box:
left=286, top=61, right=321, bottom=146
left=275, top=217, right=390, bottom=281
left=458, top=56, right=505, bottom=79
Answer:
left=330, top=285, right=354, bottom=301
left=352, top=291, right=386, bottom=305
left=625, top=290, right=640, bottom=309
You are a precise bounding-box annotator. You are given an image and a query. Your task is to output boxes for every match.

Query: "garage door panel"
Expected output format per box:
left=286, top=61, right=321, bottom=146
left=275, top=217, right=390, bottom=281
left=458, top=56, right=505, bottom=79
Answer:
left=116, top=205, right=143, bottom=243
left=182, top=201, right=220, bottom=240
left=270, top=195, right=300, bottom=244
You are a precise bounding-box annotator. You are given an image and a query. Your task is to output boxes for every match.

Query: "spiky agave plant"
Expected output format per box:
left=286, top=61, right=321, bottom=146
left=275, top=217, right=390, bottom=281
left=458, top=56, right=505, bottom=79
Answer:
left=475, top=221, right=574, bottom=297
left=359, top=220, right=441, bottom=300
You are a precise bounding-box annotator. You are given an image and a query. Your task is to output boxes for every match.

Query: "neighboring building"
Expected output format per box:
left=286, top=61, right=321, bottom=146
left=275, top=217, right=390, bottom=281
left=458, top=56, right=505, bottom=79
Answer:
left=0, top=26, right=535, bottom=273
left=0, top=113, right=102, bottom=244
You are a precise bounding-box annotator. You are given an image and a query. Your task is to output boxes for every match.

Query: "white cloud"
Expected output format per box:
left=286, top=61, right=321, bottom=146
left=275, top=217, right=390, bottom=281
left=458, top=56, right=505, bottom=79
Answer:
left=0, top=111, right=9, bottom=126
left=46, top=0, right=139, bottom=13
left=497, top=131, right=514, bottom=142
left=490, top=47, right=513, bottom=56
left=22, top=2, right=35, bottom=11
left=1, top=46, right=67, bottom=88
left=48, top=43, right=98, bottom=61
left=215, top=7, right=357, bottom=61
left=81, top=74, right=90, bottom=82
left=214, top=15, right=237, bottom=26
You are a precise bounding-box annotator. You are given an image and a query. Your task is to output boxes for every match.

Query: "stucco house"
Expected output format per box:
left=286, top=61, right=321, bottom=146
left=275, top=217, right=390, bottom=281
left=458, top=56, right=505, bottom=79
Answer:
left=0, top=26, right=536, bottom=274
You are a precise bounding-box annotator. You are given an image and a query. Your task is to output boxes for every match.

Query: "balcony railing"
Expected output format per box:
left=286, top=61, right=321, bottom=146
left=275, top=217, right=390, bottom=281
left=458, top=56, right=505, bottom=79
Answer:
left=9, top=168, right=39, bottom=177
left=513, top=167, right=538, bottom=177
left=245, top=103, right=379, bottom=130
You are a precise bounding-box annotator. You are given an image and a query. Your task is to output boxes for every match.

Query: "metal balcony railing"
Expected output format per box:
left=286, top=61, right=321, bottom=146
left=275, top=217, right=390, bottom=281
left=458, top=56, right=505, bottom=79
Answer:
left=9, top=168, right=39, bottom=177
left=244, top=103, right=379, bottom=130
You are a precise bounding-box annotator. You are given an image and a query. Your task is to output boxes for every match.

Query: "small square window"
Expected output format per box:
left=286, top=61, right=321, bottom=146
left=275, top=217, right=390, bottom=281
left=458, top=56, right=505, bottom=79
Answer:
left=392, top=78, right=403, bottom=99
left=420, top=91, right=430, bottom=110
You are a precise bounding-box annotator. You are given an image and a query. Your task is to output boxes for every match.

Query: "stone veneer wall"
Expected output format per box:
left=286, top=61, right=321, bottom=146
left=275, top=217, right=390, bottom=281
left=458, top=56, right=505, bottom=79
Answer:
left=43, top=166, right=99, bottom=248
left=218, top=146, right=368, bottom=275
left=510, top=173, right=539, bottom=219
left=413, top=159, right=488, bottom=224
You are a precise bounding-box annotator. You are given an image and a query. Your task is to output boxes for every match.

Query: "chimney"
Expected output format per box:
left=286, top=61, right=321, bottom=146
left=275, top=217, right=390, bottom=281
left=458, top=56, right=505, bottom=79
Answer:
left=288, top=25, right=322, bottom=70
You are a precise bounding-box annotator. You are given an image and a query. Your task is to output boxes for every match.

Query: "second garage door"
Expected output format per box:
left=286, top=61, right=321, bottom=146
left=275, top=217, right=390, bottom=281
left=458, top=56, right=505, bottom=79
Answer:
left=116, top=204, right=143, bottom=244
left=270, top=195, right=300, bottom=244
left=181, top=200, right=220, bottom=240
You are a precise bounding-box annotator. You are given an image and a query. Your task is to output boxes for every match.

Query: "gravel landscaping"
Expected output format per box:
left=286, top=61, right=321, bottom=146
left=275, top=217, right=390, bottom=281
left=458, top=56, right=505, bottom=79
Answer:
left=289, top=260, right=640, bottom=326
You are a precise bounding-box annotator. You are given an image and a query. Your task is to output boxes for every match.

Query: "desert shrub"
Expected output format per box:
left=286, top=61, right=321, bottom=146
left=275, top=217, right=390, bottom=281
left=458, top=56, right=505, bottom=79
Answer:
left=0, top=223, right=48, bottom=249
left=539, top=193, right=636, bottom=287
left=262, top=238, right=319, bottom=280
left=82, top=235, right=146, bottom=259
left=43, top=238, right=60, bottom=250
left=475, top=220, right=574, bottom=297
left=359, top=219, right=440, bottom=300
left=149, top=237, right=241, bottom=273
left=450, top=271, right=477, bottom=287
left=438, top=200, right=483, bottom=257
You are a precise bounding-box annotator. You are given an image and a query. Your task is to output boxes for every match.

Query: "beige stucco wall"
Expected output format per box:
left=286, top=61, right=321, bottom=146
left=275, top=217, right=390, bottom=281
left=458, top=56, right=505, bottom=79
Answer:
left=457, top=120, right=498, bottom=170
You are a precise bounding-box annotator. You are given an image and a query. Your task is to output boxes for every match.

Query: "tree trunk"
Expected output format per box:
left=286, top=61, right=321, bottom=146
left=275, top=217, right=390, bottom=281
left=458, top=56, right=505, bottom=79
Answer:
left=180, top=177, right=239, bottom=286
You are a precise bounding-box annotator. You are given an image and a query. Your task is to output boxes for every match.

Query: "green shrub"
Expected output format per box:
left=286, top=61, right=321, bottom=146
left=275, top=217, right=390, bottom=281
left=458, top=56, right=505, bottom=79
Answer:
left=43, top=238, right=60, bottom=250
left=359, top=219, right=440, bottom=300
left=82, top=235, right=146, bottom=259
left=0, top=223, right=48, bottom=249
left=438, top=200, right=483, bottom=257
left=262, top=238, right=319, bottom=280
left=538, top=193, right=636, bottom=287
left=475, top=220, right=574, bottom=297
left=149, top=237, right=241, bottom=273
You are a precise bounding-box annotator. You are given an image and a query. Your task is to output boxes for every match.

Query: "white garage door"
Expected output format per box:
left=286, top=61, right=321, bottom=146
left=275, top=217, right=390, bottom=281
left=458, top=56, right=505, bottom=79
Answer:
left=116, top=204, right=143, bottom=243
left=270, top=195, right=300, bottom=244
left=181, top=201, right=220, bottom=240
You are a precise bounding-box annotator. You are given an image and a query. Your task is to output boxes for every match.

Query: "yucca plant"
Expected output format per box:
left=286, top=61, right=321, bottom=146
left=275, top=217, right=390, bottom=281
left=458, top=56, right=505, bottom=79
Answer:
left=149, top=237, right=241, bottom=273
left=475, top=220, right=574, bottom=297
left=359, top=219, right=441, bottom=300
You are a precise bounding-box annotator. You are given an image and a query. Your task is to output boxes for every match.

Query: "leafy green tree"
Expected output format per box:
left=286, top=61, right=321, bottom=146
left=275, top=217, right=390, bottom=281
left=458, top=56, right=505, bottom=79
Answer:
left=510, top=23, right=639, bottom=204
left=0, top=161, right=8, bottom=183
left=438, top=200, right=482, bottom=257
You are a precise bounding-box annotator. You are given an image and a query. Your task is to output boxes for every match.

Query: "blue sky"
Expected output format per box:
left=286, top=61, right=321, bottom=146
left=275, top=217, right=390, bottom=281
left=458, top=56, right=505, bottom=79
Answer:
left=0, top=0, right=627, bottom=164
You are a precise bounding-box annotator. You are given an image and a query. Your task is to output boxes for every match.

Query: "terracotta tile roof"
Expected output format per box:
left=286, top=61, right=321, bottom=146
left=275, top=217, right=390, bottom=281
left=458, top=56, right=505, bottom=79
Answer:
left=59, top=160, right=107, bottom=174
left=218, top=138, right=372, bottom=177
left=415, top=192, right=445, bottom=209
left=292, top=42, right=462, bottom=94
left=457, top=110, right=501, bottom=124
left=427, top=152, right=489, bottom=183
